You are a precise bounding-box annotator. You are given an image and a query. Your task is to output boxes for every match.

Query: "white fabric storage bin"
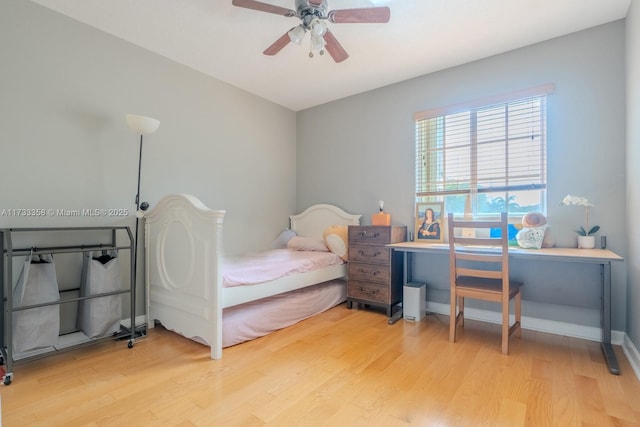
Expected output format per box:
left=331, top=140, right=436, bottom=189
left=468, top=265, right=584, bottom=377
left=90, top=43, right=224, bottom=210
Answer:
left=12, top=254, right=60, bottom=353
left=77, top=251, right=122, bottom=338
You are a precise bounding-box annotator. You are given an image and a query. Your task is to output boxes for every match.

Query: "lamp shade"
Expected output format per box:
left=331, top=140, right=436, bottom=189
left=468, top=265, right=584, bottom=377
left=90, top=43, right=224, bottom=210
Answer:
left=287, top=25, right=306, bottom=45
left=310, top=18, right=327, bottom=37
left=126, top=114, right=160, bottom=135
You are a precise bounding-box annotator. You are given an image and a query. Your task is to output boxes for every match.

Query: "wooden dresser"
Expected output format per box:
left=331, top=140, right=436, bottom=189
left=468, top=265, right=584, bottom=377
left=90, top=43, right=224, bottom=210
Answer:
left=347, top=225, right=407, bottom=318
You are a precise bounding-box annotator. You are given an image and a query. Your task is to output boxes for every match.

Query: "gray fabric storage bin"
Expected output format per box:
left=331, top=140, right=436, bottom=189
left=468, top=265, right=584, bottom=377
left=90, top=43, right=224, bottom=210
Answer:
left=12, top=254, right=60, bottom=353
left=77, top=251, right=122, bottom=338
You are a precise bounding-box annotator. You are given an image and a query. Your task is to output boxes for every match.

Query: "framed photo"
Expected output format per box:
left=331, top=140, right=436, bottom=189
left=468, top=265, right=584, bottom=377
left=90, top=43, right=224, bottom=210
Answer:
left=415, top=202, right=444, bottom=243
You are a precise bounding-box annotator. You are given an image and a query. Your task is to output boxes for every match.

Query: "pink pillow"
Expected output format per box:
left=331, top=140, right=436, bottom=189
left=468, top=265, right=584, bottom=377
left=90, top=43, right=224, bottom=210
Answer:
left=287, top=236, right=329, bottom=252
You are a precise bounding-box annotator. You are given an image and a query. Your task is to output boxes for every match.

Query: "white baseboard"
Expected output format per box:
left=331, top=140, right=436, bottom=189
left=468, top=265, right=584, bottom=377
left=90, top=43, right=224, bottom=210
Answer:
left=425, top=302, right=622, bottom=343
left=623, top=335, right=640, bottom=381
left=120, top=315, right=148, bottom=330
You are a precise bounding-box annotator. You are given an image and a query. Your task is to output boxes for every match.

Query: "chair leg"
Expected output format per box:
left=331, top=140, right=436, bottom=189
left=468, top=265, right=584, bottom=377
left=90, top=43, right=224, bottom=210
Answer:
left=502, top=298, right=509, bottom=355
left=458, top=296, right=464, bottom=327
left=515, top=291, right=522, bottom=338
left=449, top=291, right=457, bottom=343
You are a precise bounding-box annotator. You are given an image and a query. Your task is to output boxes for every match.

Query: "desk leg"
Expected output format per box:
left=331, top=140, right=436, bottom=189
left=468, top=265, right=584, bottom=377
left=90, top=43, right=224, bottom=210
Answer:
left=388, top=308, right=403, bottom=325
left=388, top=250, right=409, bottom=325
left=403, top=250, right=410, bottom=285
left=601, top=262, right=620, bottom=375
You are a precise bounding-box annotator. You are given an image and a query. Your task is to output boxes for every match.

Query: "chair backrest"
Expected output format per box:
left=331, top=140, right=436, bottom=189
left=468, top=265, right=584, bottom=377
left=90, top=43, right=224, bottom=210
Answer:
left=448, top=212, right=509, bottom=285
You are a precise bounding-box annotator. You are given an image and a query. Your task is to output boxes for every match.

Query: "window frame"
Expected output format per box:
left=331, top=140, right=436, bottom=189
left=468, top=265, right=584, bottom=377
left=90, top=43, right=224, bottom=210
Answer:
left=414, top=84, right=554, bottom=218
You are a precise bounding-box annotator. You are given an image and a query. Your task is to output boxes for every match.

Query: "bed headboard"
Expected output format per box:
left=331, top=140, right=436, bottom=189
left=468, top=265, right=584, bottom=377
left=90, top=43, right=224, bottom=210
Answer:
left=289, top=204, right=361, bottom=240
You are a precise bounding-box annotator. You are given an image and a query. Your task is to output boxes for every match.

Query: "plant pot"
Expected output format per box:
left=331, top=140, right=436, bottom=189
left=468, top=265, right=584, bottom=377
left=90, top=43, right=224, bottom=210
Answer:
left=578, top=235, right=596, bottom=249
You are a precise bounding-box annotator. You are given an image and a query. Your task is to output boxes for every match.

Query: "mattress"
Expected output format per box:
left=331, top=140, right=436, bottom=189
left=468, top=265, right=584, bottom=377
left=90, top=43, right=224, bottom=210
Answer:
left=222, top=249, right=343, bottom=287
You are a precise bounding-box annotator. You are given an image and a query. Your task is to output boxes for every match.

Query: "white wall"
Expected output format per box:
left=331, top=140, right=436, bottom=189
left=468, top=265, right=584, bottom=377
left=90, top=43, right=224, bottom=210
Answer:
left=297, top=22, right=628, bottom=332
left=1, top=0, right=297, bottom=316
left=626, top=0, right=640, bottom=350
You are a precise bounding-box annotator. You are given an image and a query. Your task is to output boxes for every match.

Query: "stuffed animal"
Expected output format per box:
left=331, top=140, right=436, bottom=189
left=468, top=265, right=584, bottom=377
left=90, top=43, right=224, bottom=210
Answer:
left=519, top=212, right=554, bottom=248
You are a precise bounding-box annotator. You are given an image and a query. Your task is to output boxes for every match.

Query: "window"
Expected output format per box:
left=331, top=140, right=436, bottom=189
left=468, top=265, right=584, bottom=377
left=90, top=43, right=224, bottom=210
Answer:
left=415, top=85, right=552, bottom=217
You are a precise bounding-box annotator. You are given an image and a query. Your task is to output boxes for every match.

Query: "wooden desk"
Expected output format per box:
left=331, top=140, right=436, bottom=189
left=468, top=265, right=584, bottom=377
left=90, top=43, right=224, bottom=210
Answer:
left=388, top=242, right=624, bottom=375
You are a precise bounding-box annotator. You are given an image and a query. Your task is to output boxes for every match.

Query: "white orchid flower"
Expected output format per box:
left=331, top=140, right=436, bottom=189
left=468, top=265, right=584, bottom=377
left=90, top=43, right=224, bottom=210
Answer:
left=561, top=195, right=599, bottom=236
left=561, top=195, right=594, bottom=207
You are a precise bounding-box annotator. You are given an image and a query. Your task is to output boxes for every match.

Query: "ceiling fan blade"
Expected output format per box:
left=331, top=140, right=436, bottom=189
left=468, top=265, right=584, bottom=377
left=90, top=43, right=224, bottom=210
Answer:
left=323, top=30, right=349, bottom=63
left=263, top=32, right=291, bottom=56
left=232, top=0, right=295, bottom=17
left=328, top=7, right=390, bottom=24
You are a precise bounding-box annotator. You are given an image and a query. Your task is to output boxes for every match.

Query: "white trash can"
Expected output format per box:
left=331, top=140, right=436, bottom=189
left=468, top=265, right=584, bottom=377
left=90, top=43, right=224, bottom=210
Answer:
left=403, top=282, right=426, bottom=322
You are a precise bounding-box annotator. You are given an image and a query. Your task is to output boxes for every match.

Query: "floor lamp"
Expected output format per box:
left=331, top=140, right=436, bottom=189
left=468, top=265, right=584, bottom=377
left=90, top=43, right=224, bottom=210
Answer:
left=125, top=114, right=160, bottom=336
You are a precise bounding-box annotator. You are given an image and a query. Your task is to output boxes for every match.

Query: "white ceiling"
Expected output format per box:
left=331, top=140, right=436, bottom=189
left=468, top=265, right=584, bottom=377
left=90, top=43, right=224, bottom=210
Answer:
left=31, top=0, right=631, bottom=111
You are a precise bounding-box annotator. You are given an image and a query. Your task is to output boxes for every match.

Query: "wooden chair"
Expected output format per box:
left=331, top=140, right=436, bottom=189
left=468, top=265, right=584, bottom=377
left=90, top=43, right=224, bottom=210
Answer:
left=447, top=212, right=523, bottom=355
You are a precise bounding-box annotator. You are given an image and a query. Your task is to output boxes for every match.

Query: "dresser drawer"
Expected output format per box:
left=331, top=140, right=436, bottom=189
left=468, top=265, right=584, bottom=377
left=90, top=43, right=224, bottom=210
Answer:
left=349, top=244, right=390, bottom=265
left=349, top=226, right=392, bottom=245
left=349, top=262, right=390, bottom=285
left=348, top=280, right=390, bottom=304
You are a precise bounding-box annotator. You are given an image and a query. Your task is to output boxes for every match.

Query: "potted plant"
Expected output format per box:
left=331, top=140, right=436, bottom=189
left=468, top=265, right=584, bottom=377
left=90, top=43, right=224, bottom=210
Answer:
left=561, top=195, right=600, bottom=248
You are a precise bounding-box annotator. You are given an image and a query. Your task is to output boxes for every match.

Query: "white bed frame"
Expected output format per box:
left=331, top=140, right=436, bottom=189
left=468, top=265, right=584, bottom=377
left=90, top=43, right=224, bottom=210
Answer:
left=144, top=194, right=361, bottom=359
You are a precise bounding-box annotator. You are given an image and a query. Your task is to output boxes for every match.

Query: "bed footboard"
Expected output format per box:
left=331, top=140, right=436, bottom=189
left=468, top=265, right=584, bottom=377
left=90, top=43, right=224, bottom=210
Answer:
left=145, top=194, right=225, bottom=359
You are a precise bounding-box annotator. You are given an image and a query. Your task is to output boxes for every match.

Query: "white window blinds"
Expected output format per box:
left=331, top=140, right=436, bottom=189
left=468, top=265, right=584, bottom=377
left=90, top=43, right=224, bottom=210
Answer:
left=415, top=85, right=552, bottom=215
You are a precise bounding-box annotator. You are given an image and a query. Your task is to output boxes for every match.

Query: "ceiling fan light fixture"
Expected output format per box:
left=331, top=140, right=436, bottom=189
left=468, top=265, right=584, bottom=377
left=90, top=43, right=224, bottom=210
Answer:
left=233, top=0, right=390, bottom=63
left=288, top=25, right=306, bottom=45
left=309, top=18, right=328, bottom=37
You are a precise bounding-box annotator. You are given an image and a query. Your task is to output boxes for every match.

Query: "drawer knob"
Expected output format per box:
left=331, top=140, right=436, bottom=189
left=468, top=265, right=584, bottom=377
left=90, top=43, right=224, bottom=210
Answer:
left=359, top=231, right=380, bottom=239
left=358, top=287, right=378, bottom=295
left=358, top=250, right=381, bottom=257
left=358, top=268, right=380, bottom=276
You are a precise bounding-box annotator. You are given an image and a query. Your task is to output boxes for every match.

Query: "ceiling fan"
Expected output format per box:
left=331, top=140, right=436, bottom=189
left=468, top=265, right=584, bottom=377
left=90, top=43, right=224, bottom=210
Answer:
left=231, top=0, right=391, bottom=63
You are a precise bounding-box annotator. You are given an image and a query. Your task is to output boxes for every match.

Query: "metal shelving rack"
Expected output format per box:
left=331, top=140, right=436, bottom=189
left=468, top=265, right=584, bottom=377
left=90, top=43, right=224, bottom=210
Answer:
left=0, top=226, right=137, bottom=385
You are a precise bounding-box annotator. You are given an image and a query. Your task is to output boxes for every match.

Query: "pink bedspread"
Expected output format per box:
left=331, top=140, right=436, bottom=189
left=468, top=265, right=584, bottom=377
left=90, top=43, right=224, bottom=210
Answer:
left=222, top=249, right=343, bottom=288
left=222, top=279, right=347, bottom=348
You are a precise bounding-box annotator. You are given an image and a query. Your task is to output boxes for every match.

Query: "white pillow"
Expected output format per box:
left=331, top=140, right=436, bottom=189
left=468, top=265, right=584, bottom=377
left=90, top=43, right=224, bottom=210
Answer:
left=271, top=229, right=296, bottom=249
left=287, top=236, right=329, bottom=252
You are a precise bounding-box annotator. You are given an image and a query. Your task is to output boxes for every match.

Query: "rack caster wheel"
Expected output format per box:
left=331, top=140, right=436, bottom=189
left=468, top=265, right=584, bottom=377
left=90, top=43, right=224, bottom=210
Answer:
left=128, top=341, right=134, bottom=349
left=3, top=375, right=12, bottom=386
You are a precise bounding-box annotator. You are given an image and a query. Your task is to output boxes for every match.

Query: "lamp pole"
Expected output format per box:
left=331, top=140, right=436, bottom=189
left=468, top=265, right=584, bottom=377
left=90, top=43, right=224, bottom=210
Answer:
left=135, top=134, right=143, bottom=211
left=132, top=133, right=144, bottom=335
left=134, top=134, right=150, bottom=277
left=126, top=114, right=159, bottom=338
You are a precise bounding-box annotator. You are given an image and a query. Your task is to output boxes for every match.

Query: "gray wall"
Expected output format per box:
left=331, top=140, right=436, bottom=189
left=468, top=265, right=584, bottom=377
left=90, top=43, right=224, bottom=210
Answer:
left=297, top=22, right=628, bottom=332
left=1, top=0, right=297, bottom=317
left=1, top=0, right=297, bottom=254
left=2, top=0, right=636, bottom=348
left=626, top=1, right=640, bottom=350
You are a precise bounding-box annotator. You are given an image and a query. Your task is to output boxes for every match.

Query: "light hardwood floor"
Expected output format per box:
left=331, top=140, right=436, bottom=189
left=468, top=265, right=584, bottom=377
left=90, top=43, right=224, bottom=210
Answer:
left=2, top=304, right=640, bottom=426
